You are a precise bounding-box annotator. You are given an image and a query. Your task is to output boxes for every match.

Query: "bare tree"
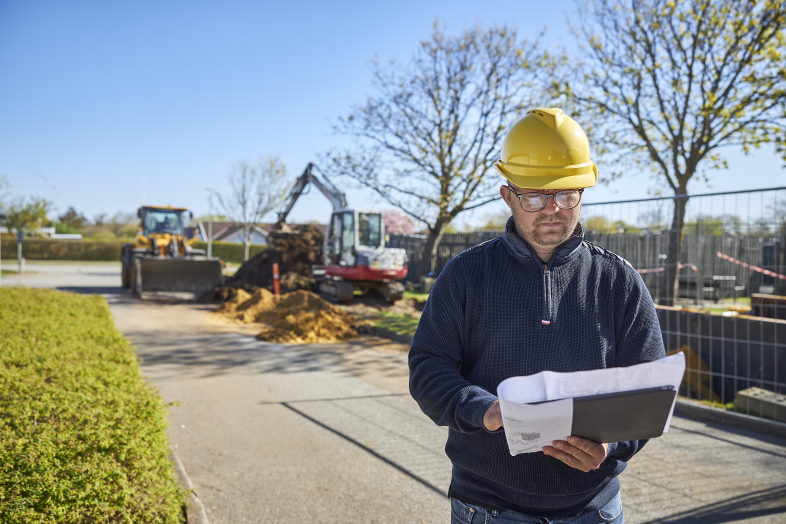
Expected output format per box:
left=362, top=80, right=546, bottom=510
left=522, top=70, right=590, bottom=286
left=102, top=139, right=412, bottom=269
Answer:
left=564, top=0, right=786, bottom=304
left=212, top=156, right=291, bottom=261
left=325, top=23, right=556, bottom=278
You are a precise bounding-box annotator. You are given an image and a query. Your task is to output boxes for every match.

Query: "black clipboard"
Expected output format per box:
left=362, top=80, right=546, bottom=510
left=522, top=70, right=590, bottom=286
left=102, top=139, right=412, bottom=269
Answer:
left=570, top=385, right=677, bottom=443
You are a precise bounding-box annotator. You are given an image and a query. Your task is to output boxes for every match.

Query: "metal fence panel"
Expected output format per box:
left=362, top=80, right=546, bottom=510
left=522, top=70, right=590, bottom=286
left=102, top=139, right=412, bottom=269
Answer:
left=392, top=187, right=786, bottom=420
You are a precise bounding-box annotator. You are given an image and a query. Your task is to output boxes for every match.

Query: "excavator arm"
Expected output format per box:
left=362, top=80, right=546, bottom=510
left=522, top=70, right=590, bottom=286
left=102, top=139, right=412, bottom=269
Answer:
left=276, top=163, right=348, bottom=225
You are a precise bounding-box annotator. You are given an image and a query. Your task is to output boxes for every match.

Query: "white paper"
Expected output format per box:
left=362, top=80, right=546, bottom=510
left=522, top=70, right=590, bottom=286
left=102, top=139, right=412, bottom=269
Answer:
left=497, top=353, right=686, bottom=456
left=499, top=398, right=573, bottom=454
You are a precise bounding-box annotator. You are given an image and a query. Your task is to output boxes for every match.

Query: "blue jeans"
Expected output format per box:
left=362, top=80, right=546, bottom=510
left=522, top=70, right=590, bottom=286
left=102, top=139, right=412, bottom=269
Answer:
left=450, top=492, right=623, bottom=524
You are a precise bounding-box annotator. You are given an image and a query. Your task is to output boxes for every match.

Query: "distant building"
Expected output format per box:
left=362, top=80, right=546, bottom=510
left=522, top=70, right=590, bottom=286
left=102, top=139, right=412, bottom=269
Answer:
left=197, top=221, right=272, bottom=245
left=196, top=221, right=327, bottom=245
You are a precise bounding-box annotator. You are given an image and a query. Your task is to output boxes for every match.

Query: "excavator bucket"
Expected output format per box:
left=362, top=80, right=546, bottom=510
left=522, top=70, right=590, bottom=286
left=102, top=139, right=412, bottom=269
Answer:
left=135, top=258, right=223, bottom=299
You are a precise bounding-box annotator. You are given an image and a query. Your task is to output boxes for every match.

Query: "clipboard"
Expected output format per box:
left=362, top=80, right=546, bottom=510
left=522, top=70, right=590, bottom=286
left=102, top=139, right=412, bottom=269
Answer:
left=570, top=385, right=677, bottom=443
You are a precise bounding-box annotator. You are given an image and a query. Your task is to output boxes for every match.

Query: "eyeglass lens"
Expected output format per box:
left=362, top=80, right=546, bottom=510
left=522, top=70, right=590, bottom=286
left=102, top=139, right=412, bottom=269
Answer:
left=510, top=187, right=582, bottom=212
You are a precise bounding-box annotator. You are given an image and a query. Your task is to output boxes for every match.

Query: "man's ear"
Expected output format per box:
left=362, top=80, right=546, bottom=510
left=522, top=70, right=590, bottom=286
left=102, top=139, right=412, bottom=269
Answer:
left=500, top=185, right=513, bottom=208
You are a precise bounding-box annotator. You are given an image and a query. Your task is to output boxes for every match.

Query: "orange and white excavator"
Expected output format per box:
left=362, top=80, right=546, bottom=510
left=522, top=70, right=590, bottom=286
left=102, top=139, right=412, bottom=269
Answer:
left=275, top=163, right=408, bottom=302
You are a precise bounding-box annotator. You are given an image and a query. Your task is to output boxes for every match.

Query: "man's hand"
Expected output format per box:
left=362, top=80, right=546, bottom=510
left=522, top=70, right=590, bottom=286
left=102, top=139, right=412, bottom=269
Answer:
left=483, top=400, right=503, bottom=431
left=542, top=436, right=608, bottom=472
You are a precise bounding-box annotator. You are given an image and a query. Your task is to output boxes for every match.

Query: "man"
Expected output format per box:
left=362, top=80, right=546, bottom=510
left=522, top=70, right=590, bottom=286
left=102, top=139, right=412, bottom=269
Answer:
left=408, top=108, right=665, bottom=523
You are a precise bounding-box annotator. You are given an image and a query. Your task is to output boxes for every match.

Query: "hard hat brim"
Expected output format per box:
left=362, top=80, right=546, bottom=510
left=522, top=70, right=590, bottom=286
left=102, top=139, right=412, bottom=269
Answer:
left=494, top=160, right=598, bottom=189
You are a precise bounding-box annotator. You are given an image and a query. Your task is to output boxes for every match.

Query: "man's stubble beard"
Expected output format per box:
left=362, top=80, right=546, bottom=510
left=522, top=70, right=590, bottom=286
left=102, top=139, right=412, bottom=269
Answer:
left=515, top=211, right=581, bottom=249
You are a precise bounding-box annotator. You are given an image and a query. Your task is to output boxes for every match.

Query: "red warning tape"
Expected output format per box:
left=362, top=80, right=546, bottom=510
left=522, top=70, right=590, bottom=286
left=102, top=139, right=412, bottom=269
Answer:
left=716, top=251, right=786, bottom=280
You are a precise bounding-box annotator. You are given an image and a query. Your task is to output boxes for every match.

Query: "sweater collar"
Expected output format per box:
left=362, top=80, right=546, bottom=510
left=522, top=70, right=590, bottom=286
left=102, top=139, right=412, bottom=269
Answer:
left=502, top=216, right=585, bottom=265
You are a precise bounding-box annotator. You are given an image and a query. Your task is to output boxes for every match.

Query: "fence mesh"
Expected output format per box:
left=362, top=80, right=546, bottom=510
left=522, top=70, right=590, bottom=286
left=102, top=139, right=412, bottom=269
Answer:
left=390, top=187, right=786, bottom=422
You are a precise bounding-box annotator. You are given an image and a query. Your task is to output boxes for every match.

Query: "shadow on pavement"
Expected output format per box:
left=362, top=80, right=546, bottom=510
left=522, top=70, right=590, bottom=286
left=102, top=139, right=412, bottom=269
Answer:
left=57, top=285, right=125, bottom=295
left=128, top=330, right=408, bottom=381
left=650, top=485, right=786, bottom=523
left=669, top=421, right=786, bottom=455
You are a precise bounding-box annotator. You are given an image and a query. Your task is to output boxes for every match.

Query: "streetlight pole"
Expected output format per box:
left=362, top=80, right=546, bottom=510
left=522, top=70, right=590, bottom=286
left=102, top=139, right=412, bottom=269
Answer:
left=204, top=189, right=214, bottom=258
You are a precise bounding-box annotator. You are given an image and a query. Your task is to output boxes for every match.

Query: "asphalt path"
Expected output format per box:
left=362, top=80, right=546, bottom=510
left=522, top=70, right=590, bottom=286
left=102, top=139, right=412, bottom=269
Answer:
left=4, top=262, right=786, bottom=523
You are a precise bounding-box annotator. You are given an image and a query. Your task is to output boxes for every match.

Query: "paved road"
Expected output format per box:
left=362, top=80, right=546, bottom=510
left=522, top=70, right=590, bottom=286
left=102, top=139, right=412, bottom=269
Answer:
left=5, top=262, right=786, bottom=523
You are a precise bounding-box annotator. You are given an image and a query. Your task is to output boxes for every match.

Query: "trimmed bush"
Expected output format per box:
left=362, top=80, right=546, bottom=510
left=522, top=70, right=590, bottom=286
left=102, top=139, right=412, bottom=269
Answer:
left=0, top=238, right=264, bottom=264
left=0, top=238, right=125, bottom=261
left=0, top=288, right=184, bottom=522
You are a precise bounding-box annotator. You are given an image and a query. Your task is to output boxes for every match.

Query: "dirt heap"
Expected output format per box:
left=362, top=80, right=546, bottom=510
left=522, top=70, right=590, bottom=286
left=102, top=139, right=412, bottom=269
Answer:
left=222, top=225, right=324, bottom=294
left=215, top=288, right=357, bottom=343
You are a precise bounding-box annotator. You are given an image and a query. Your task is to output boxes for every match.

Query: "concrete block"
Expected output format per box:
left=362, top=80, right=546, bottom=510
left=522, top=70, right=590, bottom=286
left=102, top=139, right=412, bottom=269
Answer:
left=734, top=387, right=786, bottom=423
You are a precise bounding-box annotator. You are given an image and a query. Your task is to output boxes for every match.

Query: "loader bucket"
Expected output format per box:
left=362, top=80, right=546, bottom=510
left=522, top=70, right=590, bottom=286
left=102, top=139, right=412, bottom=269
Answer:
left=135, top=258, right=223, bottom=299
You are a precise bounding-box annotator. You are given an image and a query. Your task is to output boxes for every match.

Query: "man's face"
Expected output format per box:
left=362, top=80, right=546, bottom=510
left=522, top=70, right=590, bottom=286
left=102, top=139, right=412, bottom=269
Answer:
left=500, top=183, right=582, bottom=252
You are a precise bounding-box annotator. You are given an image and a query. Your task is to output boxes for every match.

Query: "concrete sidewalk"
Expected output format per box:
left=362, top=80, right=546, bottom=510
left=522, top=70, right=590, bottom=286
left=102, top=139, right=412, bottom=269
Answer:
left=117, top=307, right=786, bottom=523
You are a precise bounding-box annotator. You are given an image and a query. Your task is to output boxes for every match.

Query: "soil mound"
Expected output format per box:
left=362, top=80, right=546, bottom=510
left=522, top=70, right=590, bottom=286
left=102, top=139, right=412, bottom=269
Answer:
left=223, top=225, right=323, bottom=292
left=215, top=288, right=357, bottom=343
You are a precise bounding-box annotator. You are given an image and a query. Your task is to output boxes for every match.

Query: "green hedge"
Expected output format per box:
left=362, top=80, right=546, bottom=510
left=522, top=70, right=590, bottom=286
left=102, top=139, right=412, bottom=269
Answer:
left=0, top=288, right=184, bottom=522
left=0, top=238, right=265, bottom=264
left=0, top=238, right=125, bottom=261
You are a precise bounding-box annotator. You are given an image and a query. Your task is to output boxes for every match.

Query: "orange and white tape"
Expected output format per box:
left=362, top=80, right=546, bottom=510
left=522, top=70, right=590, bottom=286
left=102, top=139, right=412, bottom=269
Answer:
left=716, top=251, right=786, bottom=280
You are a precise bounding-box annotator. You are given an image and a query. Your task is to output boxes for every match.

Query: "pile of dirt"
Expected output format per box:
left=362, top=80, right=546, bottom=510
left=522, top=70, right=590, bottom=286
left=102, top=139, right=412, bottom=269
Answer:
left=217, top=225, right=324, bottom=296
left=215, top=288, right=357, bottom=343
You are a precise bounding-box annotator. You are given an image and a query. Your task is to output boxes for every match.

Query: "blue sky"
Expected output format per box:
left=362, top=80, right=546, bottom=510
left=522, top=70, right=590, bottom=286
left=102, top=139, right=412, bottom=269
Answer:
left=1, top=0, right=783, bottom=227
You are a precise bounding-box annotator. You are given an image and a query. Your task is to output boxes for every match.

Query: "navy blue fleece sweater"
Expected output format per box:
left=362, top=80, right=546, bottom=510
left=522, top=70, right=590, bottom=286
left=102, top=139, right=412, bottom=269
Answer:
left=408, top=218, right=666, bottom=518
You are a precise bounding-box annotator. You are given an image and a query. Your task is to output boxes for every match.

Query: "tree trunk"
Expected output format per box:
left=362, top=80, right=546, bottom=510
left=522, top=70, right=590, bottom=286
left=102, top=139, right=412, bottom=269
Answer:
left=243, top=224, right=251, bottom=262
left=417, top=220, right=448, bottom=280
left=662, top=192, right=689, bottom=306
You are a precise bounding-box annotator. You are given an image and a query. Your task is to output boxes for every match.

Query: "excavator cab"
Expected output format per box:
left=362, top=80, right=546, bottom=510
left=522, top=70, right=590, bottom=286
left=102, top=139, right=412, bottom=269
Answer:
left=140, top=208, right=188, bottom=236
left=326, top=210, right=383, bottom=267
left=324, top=209, right=407, bottom=300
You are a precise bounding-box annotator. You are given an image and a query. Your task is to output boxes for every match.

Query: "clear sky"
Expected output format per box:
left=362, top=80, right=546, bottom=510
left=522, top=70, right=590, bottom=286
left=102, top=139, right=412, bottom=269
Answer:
left=1, top=0, right=783, bottom=228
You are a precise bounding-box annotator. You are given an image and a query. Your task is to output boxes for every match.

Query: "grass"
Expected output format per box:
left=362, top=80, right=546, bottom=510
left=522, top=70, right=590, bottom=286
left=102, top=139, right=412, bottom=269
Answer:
left=0, top=288, right=185, bottom=523
left=698, top=399, right=736, bottom=410
left=372, top=311, right=420, bottom=337
left=403, top=290, right=429, bottom=303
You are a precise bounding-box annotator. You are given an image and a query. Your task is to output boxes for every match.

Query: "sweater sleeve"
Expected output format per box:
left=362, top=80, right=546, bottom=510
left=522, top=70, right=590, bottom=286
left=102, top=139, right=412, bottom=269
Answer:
left=608, top=263, right=667, bottom=461
left=408, top=259, right=497, bottom=433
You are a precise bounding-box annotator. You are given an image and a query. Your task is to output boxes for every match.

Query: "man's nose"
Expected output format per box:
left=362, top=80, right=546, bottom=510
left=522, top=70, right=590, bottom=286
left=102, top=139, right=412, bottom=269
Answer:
left=540, top=195, right=560, bottom=214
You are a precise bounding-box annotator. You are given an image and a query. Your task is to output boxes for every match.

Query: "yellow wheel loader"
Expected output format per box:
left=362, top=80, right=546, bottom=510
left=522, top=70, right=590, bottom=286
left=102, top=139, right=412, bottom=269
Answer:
left=121, top=205, right=223, bottom=299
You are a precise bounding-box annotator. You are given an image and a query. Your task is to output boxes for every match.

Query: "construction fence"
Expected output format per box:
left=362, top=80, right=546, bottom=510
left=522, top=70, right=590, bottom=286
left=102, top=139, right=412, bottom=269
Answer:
left=389, top=186, right=786, bottom=421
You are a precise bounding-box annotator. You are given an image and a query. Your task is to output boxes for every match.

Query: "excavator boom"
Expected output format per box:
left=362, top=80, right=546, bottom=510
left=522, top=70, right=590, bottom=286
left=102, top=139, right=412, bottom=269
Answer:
left=276, top=163, right=348, bottom=225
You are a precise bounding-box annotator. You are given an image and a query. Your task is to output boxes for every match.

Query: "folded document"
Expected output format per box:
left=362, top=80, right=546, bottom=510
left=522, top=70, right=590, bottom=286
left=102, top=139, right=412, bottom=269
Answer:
left=497, top=353, right=686, bottom=455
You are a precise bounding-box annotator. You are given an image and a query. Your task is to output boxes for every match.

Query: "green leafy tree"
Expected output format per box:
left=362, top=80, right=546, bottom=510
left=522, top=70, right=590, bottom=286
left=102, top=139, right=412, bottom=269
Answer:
left=326, top=23, right=557, bottom=278
left=57, top=206, right=89, bottom=233
left=2, top=197, right=50, bottom=236
left=564, top=0, right=786, bottom=304
left=584, top=215, right=642, bottom=234
left=0, top=174, right=9, bottom=210
left=1, top=197, right=51, bottom=262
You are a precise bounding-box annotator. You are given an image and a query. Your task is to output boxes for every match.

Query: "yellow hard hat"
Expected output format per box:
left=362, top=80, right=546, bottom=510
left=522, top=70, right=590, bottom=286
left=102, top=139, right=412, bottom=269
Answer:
left=494, top=108, right=598, bottom=189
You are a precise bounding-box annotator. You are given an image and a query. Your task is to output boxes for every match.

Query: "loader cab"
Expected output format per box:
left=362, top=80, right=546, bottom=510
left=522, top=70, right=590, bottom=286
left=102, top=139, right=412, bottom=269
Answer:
left=139, top=207, right=190, bottom=236
left=326, top=210, right=384, bottom=267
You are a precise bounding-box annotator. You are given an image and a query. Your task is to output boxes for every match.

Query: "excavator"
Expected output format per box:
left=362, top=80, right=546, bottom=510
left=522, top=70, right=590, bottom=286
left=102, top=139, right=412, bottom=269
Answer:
left=275, top=163, right=408, bottom=302
left=121, top=205, right=224, bottom=299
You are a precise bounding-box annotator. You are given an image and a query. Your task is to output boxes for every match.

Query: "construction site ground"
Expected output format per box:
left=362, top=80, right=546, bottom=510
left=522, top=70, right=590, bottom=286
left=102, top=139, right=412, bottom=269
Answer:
left=3, top=261, right=786, bottom=523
